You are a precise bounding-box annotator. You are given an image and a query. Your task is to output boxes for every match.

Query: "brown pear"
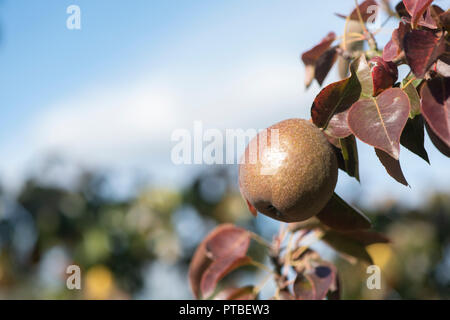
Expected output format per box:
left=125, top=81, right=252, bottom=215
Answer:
left=238, top=118, right=338, bottom=222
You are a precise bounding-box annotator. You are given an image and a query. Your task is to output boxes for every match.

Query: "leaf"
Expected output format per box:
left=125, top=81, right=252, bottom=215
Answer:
left=340, top=135, right=360, bottom=181
left=311, top=58, right=362, bottom=129
left=201, top=256, right=252, bottom=298
left=325, top=57, right=371, bottom=137
left=322, top=231, right=374, bottom=264
left=426, top=121, right=450, bottom=157
left=369, top=57, right=398, bottom=96
left=402, top=7, right=439, bottom=29
left=375, top=148, right=409, bottom=186
left=293, top=274, right=315, bottom=300
left=336, top=0, right=378, bottom=22
left=316, top=193, right=371, bottom=231
left=355, top=55, right=374, bottom=98
left=404, top=30, right=446, bottom=78
left=294, top=263, right=337, bottom=300
left=402, top=77, right=422, bottom=117
left=214, top=286, right=256, bottom=300
left=402, top=0, right=434, bottom=28
left=325, top=109, right=352, bottom=138
left=348, top=88, right=410, bottom=159
left=436, top=59, right=450, bottom=77
left=314, top=46, right=339, bottom=86
left=439, top=9, right=450, bottom=31
left=336, top=230, right=390, bottom=246
left=421, top=77, right=450, bottom=148
left=323, top=230, right=389, bottom=264
left=302, top=32, right=337, bottom=88
left=383, top=22, right=410, bottom=62
left=400, top=115, right=430, bottom=163
left=188, top=224, right=250, bottom=298
left=306, top=263, right=337, bottom=300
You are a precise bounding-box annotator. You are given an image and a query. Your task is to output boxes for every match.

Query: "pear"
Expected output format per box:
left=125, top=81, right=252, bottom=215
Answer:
left=239, top=118, right=338, bottom=222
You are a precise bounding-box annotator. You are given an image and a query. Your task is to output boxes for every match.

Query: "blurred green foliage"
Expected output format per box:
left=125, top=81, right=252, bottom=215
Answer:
left=0, top=162, right=449, bottom=299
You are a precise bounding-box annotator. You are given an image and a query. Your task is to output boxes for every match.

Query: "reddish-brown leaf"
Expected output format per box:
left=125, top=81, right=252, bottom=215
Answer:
left=403, top=0, right=434, bottom=28
left=421, top=77, right=450, bottom=148
left=401, top=115, right=430, bottom=163
left=294, top=263, right=337, bottom=300
left=426, top=121, right=450, bottom=157
left=316, top=193, right=371, bottom=231
left=404, top=30, right=446, bottom=78
left=375, top=148, right=409, bottom=186
left=314, top=46, right=339, bottom=86
left=339, top=135, right=360, bottom=181
left=369, top=57, right=398, bottom=96
left=325, top=109, right=352, bottom=138
left=302, top=32, right=337, bottom=88
left=188, top=224, right=250, bottom=298
left=336, top=230, right=390, bottom=246
left=336, top=0, right=378, bottom=22
left=323, top=231, right=374, bottom=264
left=293, top=274, right=315, bottom=300
left=402, top=7, right=439, bottom=29
left=307, top=263, right=337, bottom=300
left=311, top=60, right=362, bottom=129
left=348, top=88, right=410, bottom=159
left=201, top=256, right=252, bottom=298
left=205, top=226, right=250, bottom=260
left=383, top=22, right=410, bottom=62
left=214, top=286, right=256, bottom=300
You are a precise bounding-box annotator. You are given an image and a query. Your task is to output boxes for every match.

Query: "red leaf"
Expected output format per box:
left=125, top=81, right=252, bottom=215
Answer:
left=314, top=46, right=339, bottom=86
left=369, top=57, right=398, bottom=96
left=421, top=77, right=450, bottom=148
left=404, top=30, right=445, bottom=78
left=348, top=88, right=410, bottom=159
left=200, top=256, right=252, bottom=298
left=403, top=0, right=434, bottom=28
left=205, top=226, right=250, bottom=260
left=311, top=60, right=362, bottom=129
left=294, top=263, right=337, bottom=300
left=336, top=230, right=390, bottom=246
left=214, top=286, right=256, bottom=300
left=401, top=116, right=430, bottom=163
left=316, top=193, right=371, bottom=231
left=302, top=32, right=337, bottom=88
left=375, top=148, right=409, bottom=186
left=336, top=0, right=378, bottom=22
left=188, top=224, right=250, bottom=298
left=426, top=121, right=450, bottom=157
left=325, top=57, right=370, bottom=138
left=383, top=22, right=410, bottom=62
left=325, top=109, right=352, bottom=138
left=307, top=263, right=337, bottom=300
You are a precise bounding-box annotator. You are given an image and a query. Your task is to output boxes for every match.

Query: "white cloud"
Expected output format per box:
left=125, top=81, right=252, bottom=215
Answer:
left=0, top=61, right=310, bottom=190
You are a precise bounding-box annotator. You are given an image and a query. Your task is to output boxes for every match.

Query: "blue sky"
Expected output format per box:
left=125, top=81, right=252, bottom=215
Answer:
left=0, top=0, right=449, bottom=207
